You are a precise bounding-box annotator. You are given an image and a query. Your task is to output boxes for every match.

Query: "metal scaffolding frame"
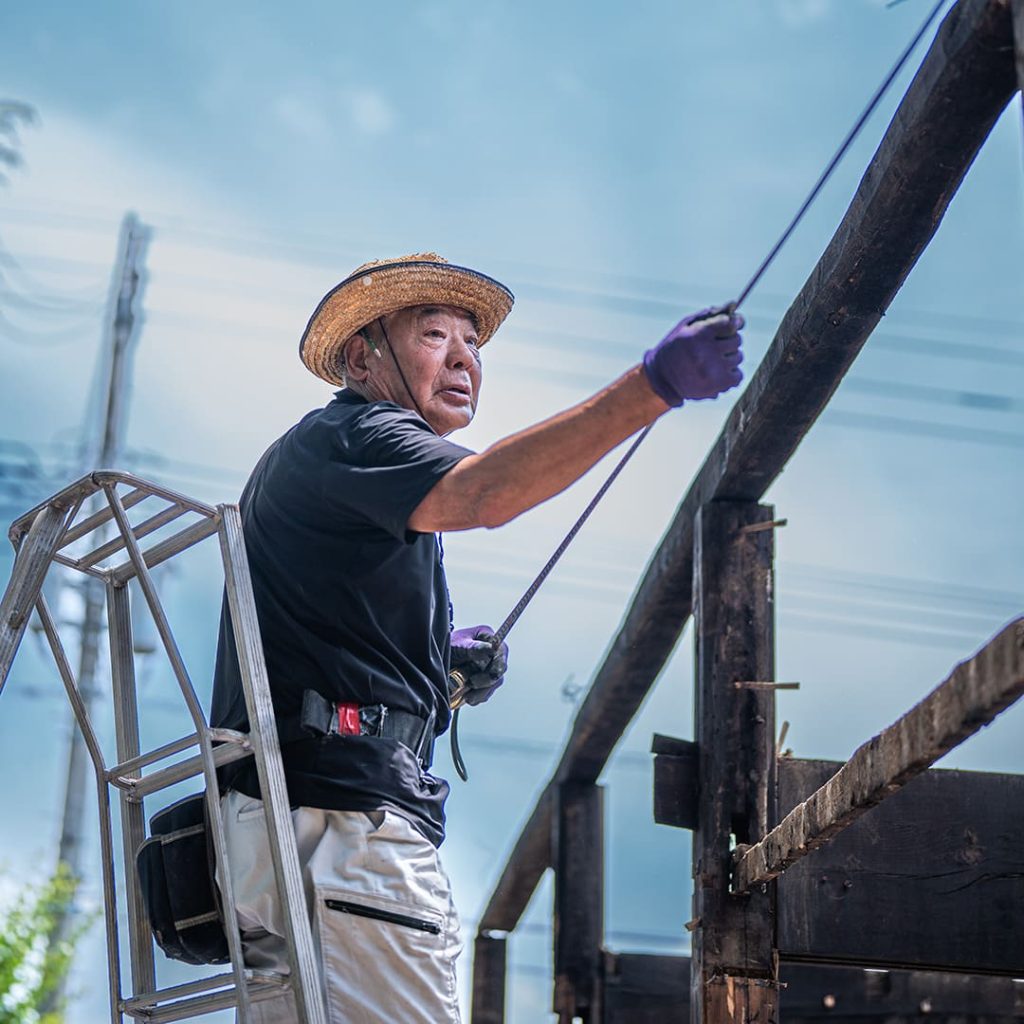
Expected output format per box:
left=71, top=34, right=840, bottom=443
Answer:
left=0, top=471, right=327, bottom=1024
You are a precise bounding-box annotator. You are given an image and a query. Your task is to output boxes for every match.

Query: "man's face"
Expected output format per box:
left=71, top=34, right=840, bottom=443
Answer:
left=365, top=304, right=483, bottom=435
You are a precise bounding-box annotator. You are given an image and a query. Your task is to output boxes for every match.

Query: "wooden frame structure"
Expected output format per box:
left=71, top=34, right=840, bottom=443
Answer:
left=470, top=1, right=1024, bottom=1020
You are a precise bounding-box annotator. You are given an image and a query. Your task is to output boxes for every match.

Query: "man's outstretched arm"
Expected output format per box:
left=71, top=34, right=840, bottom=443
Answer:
left=408, top=309, right=744, bottom=533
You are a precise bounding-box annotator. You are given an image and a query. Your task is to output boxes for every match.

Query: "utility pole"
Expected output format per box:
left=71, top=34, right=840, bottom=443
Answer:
left=41, top=212, right=150, bottom=1013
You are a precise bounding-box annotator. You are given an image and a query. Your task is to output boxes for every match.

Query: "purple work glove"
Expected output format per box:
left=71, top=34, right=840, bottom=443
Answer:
left=642, top=306, right=745, bottom=407
left=450, top=625, right=509, bottom=707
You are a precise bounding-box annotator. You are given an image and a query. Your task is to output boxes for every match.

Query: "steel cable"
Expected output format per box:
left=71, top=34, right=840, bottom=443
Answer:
left=449, top=0, right=950, bottom=778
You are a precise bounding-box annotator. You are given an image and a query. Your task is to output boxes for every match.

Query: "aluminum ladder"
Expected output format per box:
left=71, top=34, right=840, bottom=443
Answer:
left=0, top=470, right=327, bottom=1023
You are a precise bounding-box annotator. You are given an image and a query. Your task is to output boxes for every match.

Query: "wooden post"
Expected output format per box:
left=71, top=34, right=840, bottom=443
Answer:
left=553, top=781, right=604, bottom=1022
left=471, top=933, right=508, bottom=1024
left=691, top=502, right=778, bottom=1023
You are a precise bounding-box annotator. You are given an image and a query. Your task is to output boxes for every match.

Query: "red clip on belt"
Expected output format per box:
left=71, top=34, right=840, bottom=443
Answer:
left=336, top=702, right=361, bottom=736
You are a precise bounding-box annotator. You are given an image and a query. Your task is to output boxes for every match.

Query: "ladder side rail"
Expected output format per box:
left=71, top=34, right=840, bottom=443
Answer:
left=7, top=474, right=97, bottom=545
left=101, top=485, right=256, bottom=1021
left=0, top=501, right=77, bottom=690
left=36, top=594, right=124, bottom=1024
left=108, top=580, right=157, bottom=996
left=91, top=470, right=218, bottom=519
left=218, top=503, right=328, bottom=1024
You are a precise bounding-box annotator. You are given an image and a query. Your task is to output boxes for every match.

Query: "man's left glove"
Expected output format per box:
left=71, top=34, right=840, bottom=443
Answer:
left=450, top=626, right=509, bottom=706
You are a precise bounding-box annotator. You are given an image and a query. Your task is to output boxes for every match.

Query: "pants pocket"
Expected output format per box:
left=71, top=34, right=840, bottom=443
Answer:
left=314, top=885, right=459, bottom=1024
left=323, top=897, right=442, bottom=935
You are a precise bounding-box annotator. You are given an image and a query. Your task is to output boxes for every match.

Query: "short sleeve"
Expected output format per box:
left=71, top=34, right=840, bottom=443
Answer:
left=317, top=400, right=472, bottom=540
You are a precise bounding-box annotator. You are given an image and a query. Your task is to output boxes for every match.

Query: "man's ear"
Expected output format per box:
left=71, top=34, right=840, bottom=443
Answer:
left=342, top=333, right=372, bottom=383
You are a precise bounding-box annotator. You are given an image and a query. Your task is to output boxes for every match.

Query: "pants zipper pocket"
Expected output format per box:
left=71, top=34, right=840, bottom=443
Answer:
left=324, top=898, right=442, bottom=935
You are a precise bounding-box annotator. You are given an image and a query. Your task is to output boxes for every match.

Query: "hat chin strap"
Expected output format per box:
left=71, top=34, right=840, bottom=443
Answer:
left=376, top=317, right=437, bottom=435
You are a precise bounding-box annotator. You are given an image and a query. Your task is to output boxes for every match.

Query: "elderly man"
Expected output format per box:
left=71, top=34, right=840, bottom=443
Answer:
left=210, top=253, right=743, bottom=1022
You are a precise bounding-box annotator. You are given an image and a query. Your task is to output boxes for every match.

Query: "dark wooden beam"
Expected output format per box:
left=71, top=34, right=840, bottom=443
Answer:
left=473, top=0, right=1017, bottom=940
left=600, top=955, right=1024, bottom=1021
left=554, top=782, right=604, bottom=1022
left=733, top=618, right=1024, bottom=893
left=779, top=963, right=1024, bottom=1020
left=776, top=759, right=1024, bottom=975
left=470, top=933, right=507, bottom=1024
left=691, top=502, right=778, bottom=1023
left=602, top=953, right=689, bottom=1024
left=652, top=734, right=699, bottom=830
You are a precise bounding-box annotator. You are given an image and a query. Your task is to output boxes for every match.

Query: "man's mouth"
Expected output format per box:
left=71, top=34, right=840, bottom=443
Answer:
left=438, top=383, right=472, bottom=404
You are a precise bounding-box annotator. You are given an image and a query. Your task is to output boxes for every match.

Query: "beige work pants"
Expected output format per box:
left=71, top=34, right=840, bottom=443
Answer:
left=218, top=790, right=463, bottom=1023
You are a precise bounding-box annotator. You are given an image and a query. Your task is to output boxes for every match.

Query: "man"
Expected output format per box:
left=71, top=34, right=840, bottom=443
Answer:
left=211, top=253, right=743, bottom=1022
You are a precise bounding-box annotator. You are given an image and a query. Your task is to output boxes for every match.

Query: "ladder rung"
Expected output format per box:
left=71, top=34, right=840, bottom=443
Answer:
left=116, top=736, right=253, bottom=799
left=208, top=727, right=250, bottom=745
left=111, top=517, right=221, bottom=585
left=107, top=733, right=200, bottom=780
left=78, top=504, right=189, bottom=569
left=51, top=552, right=108, bottom=580
left=107, top=728, right=248, bottom=782
left=123, top=970, right=287, bottom=1022
left=59, top=487, right=150, bottom=549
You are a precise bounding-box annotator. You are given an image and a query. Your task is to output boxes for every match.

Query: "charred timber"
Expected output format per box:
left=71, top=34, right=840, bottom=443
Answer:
left=475, top=0, right=1016, bottom=936
left=732, top=617, right=1024, bottom=893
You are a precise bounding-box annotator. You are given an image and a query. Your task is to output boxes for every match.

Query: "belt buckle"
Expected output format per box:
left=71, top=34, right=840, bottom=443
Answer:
left=356, top=703, right=388, bottom=737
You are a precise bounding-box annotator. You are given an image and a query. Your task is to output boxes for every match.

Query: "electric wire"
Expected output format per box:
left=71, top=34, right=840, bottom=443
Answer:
left=731, top=0, right=948, bottom=309
left=7, top=206, right=1024, bottom=340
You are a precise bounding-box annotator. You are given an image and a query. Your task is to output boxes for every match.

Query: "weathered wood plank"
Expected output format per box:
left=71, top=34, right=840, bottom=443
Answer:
left=600, top=955, right=1024, bottom=1021
left=776, top=759, right=1024, bottom=974
left=734, top=618, right=1024, bottom=893
left=692, top=503, right=778, bottom=1023
left=470, top=934, right=507, bottom=1024
left=554, top=782, right=604, bottom=1022
left=473, top=0, right=1017, bottom=939
left=652, top=734, right=699, bottom=830
left=779, top=963, right=1024, bottom=1018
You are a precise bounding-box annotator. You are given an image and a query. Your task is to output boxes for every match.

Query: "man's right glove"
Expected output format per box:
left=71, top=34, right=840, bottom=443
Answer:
left=642, top=307, right=745, bottom=407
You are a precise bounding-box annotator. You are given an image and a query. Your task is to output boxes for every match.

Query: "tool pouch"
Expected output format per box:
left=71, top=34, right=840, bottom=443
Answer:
left=136, top=793, right=230, bottom=965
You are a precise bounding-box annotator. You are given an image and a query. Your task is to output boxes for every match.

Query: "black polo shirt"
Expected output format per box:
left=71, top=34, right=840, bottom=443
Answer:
left=210, top=389, right=472, bottom=846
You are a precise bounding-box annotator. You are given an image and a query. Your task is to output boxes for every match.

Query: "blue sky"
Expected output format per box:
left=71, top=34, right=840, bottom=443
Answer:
left=1, top=2, right=1022, bottom=1020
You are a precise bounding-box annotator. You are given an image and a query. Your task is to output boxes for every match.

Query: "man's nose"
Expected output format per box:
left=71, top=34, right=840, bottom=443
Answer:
left=447, top=337, right=477, bottom=369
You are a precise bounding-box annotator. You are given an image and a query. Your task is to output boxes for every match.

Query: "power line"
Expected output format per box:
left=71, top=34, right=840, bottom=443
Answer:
left=4, top=207, right=1024, bottom=344
left=822, top=409, right=1024, bottom=449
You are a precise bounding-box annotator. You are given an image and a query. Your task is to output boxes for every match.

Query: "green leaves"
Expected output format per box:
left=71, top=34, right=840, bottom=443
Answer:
left=0, top=864, right=89, bottom=1024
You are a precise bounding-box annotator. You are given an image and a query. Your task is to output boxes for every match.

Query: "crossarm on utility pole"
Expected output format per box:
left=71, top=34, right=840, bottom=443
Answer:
left=732, top=617, right=1024, bottom=894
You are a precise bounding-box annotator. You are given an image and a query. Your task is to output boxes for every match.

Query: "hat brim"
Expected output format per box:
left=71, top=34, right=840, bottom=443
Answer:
left=300, top=260, right=514, bottom=387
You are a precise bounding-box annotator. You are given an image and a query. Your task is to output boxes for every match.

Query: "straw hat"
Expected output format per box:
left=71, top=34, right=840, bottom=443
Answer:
left=299, top=253, right=514, bottom=386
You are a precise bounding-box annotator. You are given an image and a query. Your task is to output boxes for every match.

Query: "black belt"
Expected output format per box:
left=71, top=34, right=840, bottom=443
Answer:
left=298, top=689, right=437, bottom=769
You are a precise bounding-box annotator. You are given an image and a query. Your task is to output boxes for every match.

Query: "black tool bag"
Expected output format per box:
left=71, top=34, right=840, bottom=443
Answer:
left=136, top=792, right=230, bottom=965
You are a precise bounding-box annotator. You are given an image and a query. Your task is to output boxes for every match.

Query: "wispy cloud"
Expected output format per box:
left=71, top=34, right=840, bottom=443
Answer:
left=347, top=89, right=395, bottom=136
left=776, top=0, right=832, bottom=27
left=272, top=92, right=332, bottom=142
